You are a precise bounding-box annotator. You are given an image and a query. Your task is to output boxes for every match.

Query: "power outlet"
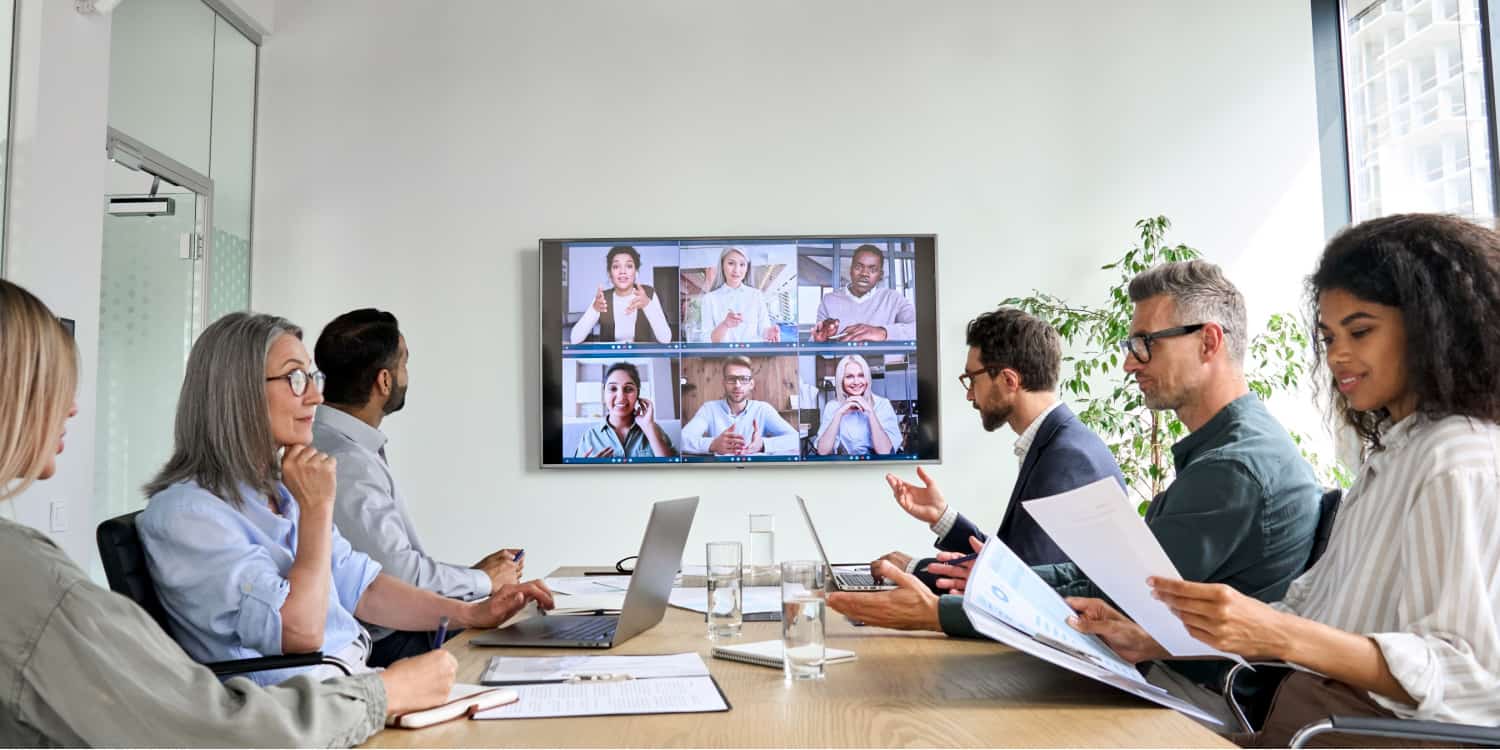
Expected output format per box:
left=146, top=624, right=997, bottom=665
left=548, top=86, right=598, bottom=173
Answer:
left=49, top=500, right=67, bottom=532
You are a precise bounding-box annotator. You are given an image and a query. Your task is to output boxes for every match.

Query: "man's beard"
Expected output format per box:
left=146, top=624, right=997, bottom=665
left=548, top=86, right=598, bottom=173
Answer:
left=978, top=402, right=1011, bottom=432
left=383, top=383, right=408, bottom=415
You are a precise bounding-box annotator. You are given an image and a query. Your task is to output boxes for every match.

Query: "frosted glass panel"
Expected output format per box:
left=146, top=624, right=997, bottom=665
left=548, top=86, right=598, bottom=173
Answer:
left=108, top=0, right=215, bottom=175
left=94, top=166, right=202, bottom=517
left=207, top=15, right=256, bottom=320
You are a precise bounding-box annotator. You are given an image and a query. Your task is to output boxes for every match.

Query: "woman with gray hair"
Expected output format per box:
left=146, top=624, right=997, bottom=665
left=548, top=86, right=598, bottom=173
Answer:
left=814, top=354, right=903, bottom=456
left=138, top=312, right=554, bottom=687
left=0, top=282, right=455, bottom=746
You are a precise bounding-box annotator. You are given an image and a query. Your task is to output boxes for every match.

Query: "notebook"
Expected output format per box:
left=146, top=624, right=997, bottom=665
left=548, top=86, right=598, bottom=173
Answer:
left=710, top=639, right=857, bottom=669
left=385, top=684, right=518, bottom=729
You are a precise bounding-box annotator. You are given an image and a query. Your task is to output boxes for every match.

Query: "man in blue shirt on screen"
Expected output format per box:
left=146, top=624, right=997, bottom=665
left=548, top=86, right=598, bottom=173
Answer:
left=680, top=356, right=800, bottom=456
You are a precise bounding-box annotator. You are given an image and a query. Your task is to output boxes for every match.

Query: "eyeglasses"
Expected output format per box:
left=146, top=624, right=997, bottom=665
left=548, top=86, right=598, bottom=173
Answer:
left=722, top=375, right=754, bottom=385
left=1116, top=324, right=1212, bottom=364
left=957, top=365, right=1000, bottom=392
left=266, top=368, right=325, bottom=397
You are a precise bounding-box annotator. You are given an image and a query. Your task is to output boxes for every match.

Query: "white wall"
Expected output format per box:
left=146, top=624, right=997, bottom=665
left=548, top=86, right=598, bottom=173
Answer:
left=254, top=0, right=1330, bottom=579
left=3, top=0, right=112, bottom=570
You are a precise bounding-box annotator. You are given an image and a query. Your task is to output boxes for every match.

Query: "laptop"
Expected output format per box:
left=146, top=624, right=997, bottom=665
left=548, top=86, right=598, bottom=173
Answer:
left=471, top=496, right=698, bottom=648
left=795, top=495, right=896, bottom=591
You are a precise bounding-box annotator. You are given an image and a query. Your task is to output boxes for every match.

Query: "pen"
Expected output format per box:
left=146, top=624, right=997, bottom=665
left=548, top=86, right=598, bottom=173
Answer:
left=937, top=551, right=979, bottom=565
left=513, top=549, right=525, bottom=563
left=432, top=615, right=449, bottom=651
left=565, top=673, right=634, bottom=683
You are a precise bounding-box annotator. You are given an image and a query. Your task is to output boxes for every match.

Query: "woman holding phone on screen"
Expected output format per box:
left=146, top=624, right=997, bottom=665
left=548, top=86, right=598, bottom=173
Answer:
left=699, top=247, right=779, bottom=343
left=569, top=245, right=673, bottom=345
left=574, top=362, right=677, bottom=459
left=815, top=354, right=903, bottom=456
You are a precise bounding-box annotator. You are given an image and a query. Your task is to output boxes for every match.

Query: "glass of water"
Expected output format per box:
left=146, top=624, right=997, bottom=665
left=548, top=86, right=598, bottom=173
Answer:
left=780, top=560, right=826, bottom=680
left=706, top=541, right=743, bottom=639
left=748, top=513, right=775, bottom=583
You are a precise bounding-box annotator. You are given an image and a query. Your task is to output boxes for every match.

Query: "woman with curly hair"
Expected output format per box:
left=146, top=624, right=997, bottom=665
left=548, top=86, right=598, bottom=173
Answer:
left=1067, top=213, right=1500, bottom=747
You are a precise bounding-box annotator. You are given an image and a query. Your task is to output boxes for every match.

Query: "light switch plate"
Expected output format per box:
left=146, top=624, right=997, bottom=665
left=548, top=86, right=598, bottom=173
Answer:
left=49, top=500, right=67, bottom=532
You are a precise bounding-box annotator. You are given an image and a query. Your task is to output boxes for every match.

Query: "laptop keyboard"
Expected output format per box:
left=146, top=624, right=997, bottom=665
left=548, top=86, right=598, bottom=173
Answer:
left=837, top=572, right=881, bottom=587
left=551, top=618, right=618, bottom=641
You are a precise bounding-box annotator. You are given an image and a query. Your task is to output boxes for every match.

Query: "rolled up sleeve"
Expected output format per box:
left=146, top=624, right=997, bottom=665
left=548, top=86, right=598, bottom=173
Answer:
left=139, top=500, right=293, bottom=657
left=330, top=523, right=384, bottom=613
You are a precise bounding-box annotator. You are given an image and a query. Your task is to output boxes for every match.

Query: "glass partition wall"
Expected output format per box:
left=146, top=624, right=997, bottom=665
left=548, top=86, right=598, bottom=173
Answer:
left=95, top=0, right=257, bottom=520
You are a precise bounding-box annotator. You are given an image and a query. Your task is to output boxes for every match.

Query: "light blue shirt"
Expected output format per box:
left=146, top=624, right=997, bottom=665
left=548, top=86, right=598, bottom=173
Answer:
left=573, top=421, right=676, bottom=458
left=680, top=399, right=799, bottom=455
left=138, top=480, right=383, bottom=686
left=697, top=284, right=773, bottom=343
left=313, top=406, right=491, bottom=643
left=815, top=395, right=904, bottom=455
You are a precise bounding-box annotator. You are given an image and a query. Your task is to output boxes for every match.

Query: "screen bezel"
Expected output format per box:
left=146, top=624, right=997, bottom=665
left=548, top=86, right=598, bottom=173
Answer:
left=540, top=234, right=941, bottom=468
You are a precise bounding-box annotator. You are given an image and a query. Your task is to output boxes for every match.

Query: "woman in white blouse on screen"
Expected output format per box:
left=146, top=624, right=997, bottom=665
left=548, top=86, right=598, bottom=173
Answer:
left=697, top=247, right=779, bottom=343
left=1067, top=214, right=1500, bottom=747
left=814, top=354, right=902, bottom=456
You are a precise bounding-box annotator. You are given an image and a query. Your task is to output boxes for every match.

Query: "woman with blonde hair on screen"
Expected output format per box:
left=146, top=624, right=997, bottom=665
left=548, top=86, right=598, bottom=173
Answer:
left=814, top=354, right=903, bottom=456
left=698, top=246, right=779, bottom=343
left=0, top=279, right=461, bottom=747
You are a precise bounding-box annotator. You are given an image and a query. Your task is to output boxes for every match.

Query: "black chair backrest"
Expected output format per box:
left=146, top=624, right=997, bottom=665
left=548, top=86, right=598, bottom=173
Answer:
left=1306, top=488, right=1343, bottom=571
left=96, top=510, right=173, bottom=632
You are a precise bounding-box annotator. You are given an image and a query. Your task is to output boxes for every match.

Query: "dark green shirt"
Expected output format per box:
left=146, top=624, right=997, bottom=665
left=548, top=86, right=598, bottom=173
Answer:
left=941, top=394, right=1321, bottom=679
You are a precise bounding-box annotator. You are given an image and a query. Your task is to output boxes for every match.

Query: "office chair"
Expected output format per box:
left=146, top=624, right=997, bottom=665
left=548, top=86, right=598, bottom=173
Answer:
left=1219, top=489, right=1500, bottom=747
left=97, top=510, right=350, bottom=678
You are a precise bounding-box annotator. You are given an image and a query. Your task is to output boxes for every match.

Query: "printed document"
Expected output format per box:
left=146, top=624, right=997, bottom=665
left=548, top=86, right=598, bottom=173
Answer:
left=961, top=536, right=1225, bottom=726
left=1021, top=477, right=1244, bottom=662
left=668, top=586, right=781, bottom=615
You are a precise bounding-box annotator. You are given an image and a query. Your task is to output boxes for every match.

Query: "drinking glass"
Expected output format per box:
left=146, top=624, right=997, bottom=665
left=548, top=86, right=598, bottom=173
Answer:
left=706, top=541, right=743, bottom=639
left=780, top=560, right=826, bottom=680
left=748, top=513, right=775, bottom=582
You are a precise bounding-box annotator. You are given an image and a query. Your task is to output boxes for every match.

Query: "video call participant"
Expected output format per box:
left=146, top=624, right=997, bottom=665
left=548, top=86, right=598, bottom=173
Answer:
left=811, top=244, right=917, bottom=342
left=814, top=354, right=903, bottom=456
left=313, top=308, right=525, bottom=666
left=574, top=361, right=678, bottom=458
left=569, top=245, right=673, bottom=345
left=680, top=356, right=799, bottom=456
left=1072, top=213, right=1500, bottom=747
left=0, top=281, right=459, bottom=747
left=699, top=246, right=779, bottom=343
left=871, top=307, right=1124, bottom=591
left=829, top=261, right=1319, bottom=700
left=138, top=312, right=554, bottom=686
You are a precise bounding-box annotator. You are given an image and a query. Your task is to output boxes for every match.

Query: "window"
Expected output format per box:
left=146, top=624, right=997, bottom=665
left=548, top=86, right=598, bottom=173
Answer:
left=1317, top=0, right=1499, bottom=228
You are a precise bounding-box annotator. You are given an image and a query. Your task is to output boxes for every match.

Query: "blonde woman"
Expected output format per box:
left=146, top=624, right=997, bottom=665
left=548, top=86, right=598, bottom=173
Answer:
left=0, top=280, right=457, bottom=746
left=697, top=247, right=779, bottom=343
left=815, top=354, right=903, bottom=455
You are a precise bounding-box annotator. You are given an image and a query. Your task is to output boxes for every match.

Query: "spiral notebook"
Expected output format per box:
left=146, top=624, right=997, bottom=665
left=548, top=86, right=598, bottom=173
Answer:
left=710, top=640, right=857, bottom=669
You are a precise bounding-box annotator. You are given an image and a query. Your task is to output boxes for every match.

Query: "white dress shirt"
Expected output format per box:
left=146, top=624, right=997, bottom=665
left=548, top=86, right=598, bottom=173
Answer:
left=312, top=406, right=491, bottom=642
left=697, top=284, right=774, bottom=343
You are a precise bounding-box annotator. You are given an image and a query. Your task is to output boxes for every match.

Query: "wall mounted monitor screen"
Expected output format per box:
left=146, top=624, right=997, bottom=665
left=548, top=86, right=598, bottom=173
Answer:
left=541, top=235, right=940, bottom=467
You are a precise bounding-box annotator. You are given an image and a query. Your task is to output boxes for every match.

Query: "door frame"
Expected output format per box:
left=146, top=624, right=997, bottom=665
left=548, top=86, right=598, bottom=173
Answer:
left=105, top=126, right=215, bottom=332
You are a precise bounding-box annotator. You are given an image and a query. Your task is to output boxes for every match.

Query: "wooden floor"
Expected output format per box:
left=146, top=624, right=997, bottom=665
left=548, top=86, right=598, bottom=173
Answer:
left=364, top=581, right=1233, bottom=748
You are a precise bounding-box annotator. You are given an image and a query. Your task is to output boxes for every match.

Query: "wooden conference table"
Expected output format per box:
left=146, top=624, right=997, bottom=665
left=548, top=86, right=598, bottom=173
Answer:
left=364, top=568, right=1232, bottom=748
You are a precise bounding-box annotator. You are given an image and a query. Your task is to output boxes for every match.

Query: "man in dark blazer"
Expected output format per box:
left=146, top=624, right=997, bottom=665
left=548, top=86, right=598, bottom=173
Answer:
left=870, top=307, right=1124, bottom=592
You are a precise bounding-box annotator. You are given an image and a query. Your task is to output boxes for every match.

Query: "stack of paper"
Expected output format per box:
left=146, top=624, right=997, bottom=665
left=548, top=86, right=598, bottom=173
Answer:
left=668, top=586, right=781, bottom=615
left=472, top=653, right=728, bottom=720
